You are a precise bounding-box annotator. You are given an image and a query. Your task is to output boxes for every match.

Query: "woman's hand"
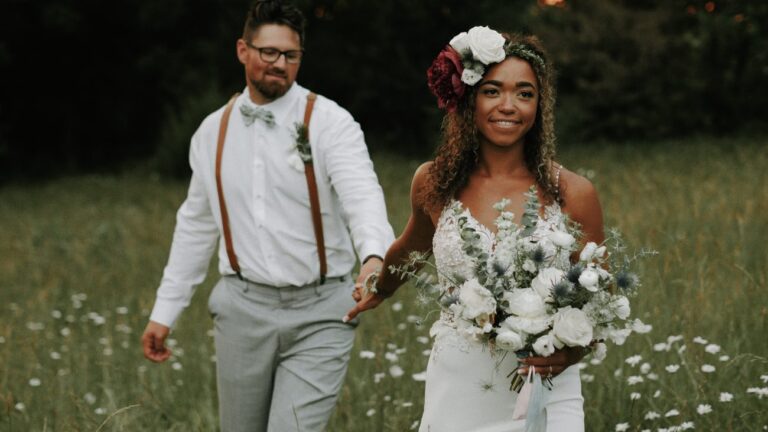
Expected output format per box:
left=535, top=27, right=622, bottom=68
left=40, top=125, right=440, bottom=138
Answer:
left=517, top=346, right=587, bottom=379
left=343, top=291, right=387, bottom=323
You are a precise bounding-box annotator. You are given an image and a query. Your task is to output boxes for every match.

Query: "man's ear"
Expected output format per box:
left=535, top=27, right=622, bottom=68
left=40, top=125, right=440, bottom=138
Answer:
left=236, top=39, right=249, bottom=65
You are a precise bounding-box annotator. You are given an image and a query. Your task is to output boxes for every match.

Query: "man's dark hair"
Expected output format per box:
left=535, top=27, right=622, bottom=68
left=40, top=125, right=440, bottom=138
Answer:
left=243, top=0, right=306, bottom=46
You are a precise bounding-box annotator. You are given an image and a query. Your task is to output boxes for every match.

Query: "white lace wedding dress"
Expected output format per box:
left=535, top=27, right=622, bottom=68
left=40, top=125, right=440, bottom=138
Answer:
left=419, top=200, right=585, bottom=432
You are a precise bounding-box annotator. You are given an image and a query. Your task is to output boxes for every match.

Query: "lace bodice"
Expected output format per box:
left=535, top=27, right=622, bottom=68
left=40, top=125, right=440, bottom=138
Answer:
left=432, top=199, right=569, bottom=285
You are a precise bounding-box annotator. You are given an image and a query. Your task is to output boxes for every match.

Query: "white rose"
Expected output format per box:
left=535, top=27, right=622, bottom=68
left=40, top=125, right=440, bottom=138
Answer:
left=503, top=289, right=547, bottom=318
left=611, top=295, right=631, bottom=320
left=578, top=268, right=600, bottom=291
left=495, top=330, right=524, bottom=351
left=502, top=315, right=551, bottom=336
left=530, top=267, right=565, bottom=301
left=449, top=31, right=470, bottom=54
left=549, top=231, right=575, bottom=249
left=532, top=333, right=557, bottom=357
left=592, top=342, right=607, bottom=361
left=461, top=68, right=482, bottom=85
left=466, top=26, right=506, bottom=65
left=459, top=279, right=496, bottom=320
left=579, top=242, right=598, bottom=262
left=552, top=306, right=593, bottom=347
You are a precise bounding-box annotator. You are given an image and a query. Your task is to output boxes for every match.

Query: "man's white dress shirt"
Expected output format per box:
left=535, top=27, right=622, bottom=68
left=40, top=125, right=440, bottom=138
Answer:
left=150, top=83, right=395, bottom=328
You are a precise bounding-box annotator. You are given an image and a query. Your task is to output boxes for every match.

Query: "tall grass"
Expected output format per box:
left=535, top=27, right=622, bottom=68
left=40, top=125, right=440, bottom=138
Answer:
left=0, top=137, right=765, bottom=431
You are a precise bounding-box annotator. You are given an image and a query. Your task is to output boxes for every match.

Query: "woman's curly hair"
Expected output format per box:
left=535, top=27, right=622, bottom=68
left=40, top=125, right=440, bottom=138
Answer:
left=421, top=33, right=559, bottom=212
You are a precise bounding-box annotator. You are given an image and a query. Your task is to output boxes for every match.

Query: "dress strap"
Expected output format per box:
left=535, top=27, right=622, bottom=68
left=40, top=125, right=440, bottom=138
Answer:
left=554, top=163, right=563, bottom=203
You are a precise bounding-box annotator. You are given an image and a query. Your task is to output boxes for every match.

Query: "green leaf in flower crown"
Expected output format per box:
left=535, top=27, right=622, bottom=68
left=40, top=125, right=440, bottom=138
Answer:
left=520, top=185, right=541, bottom=237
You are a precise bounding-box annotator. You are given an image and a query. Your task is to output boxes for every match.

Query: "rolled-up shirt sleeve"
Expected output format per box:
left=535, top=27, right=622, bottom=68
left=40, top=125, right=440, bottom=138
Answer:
left=149, top=133, right=220, bottom=328
left=317, top=107, right=395, bottom=261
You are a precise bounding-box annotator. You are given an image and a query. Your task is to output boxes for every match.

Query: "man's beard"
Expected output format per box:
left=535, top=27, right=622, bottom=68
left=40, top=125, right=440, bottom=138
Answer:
left=251, top=76, right=290, bottom=101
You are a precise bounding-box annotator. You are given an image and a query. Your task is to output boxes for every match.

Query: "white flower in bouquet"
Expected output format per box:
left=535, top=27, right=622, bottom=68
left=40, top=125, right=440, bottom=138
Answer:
left=548, top=230, right=576, bottom=249
left=579, top=242, right=606, bottom=262
left=592, top=342, right=608, bottom=361
left=552, top=306, right=594, bottom=347
left=610, top=295, right=631, bottom=320
left=466, top=26, right=506, bottom=64
left=531, top=267, right=565, bottom=301
left=495, top=329, right=525, bottom=351
left=455, top=313, right=491, bottom=338
left=502, top=289, right=547, bottom=318
left=578, top=266, right=600, bottom=291
left=522, top=259, right=537, bottom=273
left=532, top=333, right=560, bottom=357
left=608, top=327, right=633, bottom=345
left=502, top=315, right=552, bottom=336
left=458, top=278, right=496, bottom=321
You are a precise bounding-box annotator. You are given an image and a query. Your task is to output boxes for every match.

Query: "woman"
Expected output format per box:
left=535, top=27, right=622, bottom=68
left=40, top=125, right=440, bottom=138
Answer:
left=345, top=28, right=604, bottom=431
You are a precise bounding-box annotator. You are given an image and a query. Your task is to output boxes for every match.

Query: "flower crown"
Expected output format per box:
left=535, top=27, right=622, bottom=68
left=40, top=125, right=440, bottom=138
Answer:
left=427, top=26, right=506, bottom=112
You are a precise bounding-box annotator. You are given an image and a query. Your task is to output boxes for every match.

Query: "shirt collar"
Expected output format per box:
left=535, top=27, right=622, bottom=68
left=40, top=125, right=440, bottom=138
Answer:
left=239, top=83, right=305, bottom=127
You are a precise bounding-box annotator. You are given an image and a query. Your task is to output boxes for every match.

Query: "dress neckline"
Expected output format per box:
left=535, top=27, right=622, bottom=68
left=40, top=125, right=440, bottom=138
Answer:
left=444, top=198, right=562, bottom=239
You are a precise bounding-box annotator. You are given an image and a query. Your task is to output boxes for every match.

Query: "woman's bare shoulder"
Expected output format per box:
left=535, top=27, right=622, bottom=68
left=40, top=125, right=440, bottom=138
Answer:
left=558, top=165, right=597, bottom=203
left=557, top=164, right=605, bottom=242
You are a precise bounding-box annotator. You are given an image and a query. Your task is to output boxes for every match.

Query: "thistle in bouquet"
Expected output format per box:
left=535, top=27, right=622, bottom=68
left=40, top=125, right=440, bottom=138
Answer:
left=390, top=186, right=656, bottom=393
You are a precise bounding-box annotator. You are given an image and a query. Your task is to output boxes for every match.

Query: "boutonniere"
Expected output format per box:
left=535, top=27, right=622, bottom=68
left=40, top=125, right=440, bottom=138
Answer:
left=288, top=122, right=312, bottom=172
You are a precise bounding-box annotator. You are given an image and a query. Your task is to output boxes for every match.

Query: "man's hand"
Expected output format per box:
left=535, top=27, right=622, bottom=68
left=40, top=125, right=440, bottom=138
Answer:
left=353, top=256, right=383, bottom=302
left=141, top=320, right=172, bottom=363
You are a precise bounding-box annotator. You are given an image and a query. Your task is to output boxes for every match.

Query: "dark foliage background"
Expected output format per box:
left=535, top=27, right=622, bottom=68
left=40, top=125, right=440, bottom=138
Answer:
left=0, top=0, right=766, bottom=181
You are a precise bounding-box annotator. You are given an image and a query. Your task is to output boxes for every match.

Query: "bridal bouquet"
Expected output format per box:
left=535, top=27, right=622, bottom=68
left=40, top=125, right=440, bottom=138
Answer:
left=390, top=187, right=654, bottom=391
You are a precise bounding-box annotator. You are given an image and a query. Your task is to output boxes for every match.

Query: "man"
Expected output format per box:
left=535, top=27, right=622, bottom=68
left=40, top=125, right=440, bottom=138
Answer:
left=140, top=1, right=394, bottom=431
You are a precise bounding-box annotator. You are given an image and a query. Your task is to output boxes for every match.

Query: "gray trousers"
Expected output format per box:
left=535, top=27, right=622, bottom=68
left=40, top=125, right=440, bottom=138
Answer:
left=208, top=275, right=358, bottom=432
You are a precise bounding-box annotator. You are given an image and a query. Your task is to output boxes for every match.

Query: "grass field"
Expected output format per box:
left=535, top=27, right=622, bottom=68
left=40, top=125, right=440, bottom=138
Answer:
left=0, top=136, right=766, bottom=431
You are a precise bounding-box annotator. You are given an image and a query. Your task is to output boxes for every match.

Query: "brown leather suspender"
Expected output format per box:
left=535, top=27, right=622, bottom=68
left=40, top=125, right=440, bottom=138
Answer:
left=215, top=93, right=243, bottom=279
left=215, top=92, right=326, bottom=283
left=301, top=92, right=327, bottom=284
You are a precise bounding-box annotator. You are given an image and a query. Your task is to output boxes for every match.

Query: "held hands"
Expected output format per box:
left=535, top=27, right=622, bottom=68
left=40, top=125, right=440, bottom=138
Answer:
left=344, top=256, right=386, bottom=322
left=141, top=320, right=172, bottom=363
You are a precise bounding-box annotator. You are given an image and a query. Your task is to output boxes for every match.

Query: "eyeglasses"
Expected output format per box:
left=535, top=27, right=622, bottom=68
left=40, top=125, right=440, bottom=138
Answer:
left=245, top=42, right=303, bottom=64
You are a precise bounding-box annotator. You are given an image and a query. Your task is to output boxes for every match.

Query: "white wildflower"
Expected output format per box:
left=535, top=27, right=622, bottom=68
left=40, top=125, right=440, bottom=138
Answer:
left=644, top=411, right=660, bottom=420
left=359, top=350, right=376, bottom=359
left=389, top=365, right=404, bottom=378
left=701, top=364, right=715, bottom=373
left=696, top=404, right=712, bottom=415
left=719, top=392, right=733, bottom=402
left=704, top=344, right=721, bottom=354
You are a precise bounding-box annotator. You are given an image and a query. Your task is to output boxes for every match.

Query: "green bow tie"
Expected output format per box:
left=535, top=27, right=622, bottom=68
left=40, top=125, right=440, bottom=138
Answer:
left=239, top=104, right=275, bottom=127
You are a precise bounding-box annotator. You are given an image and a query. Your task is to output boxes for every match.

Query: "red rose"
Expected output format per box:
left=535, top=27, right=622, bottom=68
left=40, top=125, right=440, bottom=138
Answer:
left=427, top=46, right=465, bottom=112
